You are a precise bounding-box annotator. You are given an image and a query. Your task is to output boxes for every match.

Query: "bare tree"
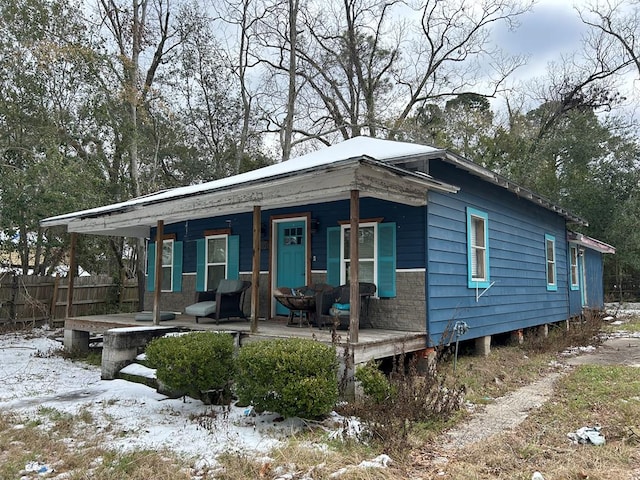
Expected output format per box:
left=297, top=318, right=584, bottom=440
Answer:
left=97, top=0, right=189, bottom=306
left=579, top=0, right=640, bottom=77
left=212, top=0, right=269, bottom=170
left=389, top=0, right=533, bottom=138
left=98, top=0, right=186, bottom=197
left=278, top=0, right=533, bottom=145
left=277, top=0, right=403, bottom=141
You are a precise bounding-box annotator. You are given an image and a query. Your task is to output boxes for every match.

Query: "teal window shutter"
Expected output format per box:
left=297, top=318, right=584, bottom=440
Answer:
left=196, top=239, right=206, bottom=292
left=377, top=222, right=396, bottom=298
left=172, top=241, right=183, bottom=292
left=327, top=227, right=341, bottom=286
left=146, top=242, right=156, bottom=292
left=227, top=235, right=240, bottom=280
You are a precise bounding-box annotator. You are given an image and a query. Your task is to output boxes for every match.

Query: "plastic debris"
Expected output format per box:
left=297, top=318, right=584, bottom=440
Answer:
left=358, top=454, right=391, bottom=468
left=567, top=426, right=606, bottom=446
left=24, top=461, right=53, bottom=475
left=532, top=472, right=545, bottom=480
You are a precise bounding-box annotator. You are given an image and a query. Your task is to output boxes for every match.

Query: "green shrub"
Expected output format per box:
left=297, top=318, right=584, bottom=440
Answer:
left=355, top=361, right=395, bottom=403
left=145, top=332, right=235, bottom=402
left=235, top=338, right=338, bottom=419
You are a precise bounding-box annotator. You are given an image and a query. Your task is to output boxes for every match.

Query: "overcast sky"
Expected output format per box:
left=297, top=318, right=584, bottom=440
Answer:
left=493, top=0, right=590, bottom=80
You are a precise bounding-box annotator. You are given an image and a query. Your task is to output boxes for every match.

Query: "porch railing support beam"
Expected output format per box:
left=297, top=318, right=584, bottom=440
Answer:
left=65, top=232, right=77, bottom=319
left=251, top=205, right=261, bottom=333
left=153, top=220, right=164, bottom=325
left=349, top=189, right=360, bottom=344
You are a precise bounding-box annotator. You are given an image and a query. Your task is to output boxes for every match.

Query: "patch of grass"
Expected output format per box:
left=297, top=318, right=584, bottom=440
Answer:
left=441, top=345, right=556, bottom=404
left=99, top=450, right=191, bottom=479
left=58, top=348, right=103, bottom=367
left=0, top=409, right=192, bottom=480
left=602, top=312, right=640, bottom=334
left=37, top=406, right=71, bottom=422
left=216, top=439, right=395, bottom=480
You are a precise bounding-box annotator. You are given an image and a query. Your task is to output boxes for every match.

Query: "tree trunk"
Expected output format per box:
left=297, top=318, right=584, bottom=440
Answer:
left=281, top=0, right=298, bottom=161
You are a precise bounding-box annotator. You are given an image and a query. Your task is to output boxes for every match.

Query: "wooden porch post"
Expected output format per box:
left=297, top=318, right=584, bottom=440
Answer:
left=65, top=232, right=77, bottom=319
left=251, top=205, right=261, bottom=333
left=153, top=220, right=164, bottom=325
left=349, top=190, right=360, bottom=344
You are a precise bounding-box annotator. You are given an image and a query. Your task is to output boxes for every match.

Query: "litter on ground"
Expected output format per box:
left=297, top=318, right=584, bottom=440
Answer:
left=567, top=426, right=606, bottom=446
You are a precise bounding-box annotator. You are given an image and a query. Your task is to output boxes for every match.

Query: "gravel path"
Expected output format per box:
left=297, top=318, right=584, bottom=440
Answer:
left=439, top=335, right=640, bottom=450
left=441, top=371, right=565, bottom=449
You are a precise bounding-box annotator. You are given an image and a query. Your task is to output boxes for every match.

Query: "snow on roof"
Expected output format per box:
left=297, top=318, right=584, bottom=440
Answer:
left=42, top=137, right=443, bottom=224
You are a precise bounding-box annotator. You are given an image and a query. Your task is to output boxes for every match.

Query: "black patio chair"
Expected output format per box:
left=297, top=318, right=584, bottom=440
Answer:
left=317, top=282, right=376, bottom=330
left=185, top=279, right=251, bottom=324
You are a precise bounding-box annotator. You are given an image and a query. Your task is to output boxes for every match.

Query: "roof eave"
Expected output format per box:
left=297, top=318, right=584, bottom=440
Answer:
left=442, top=151, right=588, bottom=226
left=568, top=231, right=616, bottom=254
left=42, top=158, right=457, bottom=236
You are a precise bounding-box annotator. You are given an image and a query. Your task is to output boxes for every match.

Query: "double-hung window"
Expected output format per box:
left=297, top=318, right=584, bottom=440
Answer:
left=161, top=239, right=174, bottom=292
left=569, top=245, right=579, bottom=290
left=326, top=221, right=396, bottom=297
left=467, top=208, right=490, bottom=288
left=205, top=235, right=227, bottom=291
left=195, top=233, right=239, bottom=292
left=146, top=236, right=183, bottom=293
left=341, top=223, right=376, bottom=285
left=545, top=234, right=557, bottom=291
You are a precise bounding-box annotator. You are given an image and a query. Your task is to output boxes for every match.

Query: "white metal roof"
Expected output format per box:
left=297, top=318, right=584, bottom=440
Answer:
left=40, top=137, right=454, bottom=236
left=42, top=137, right=444, bottom=225
left=568, top=231, right=616, bottom=254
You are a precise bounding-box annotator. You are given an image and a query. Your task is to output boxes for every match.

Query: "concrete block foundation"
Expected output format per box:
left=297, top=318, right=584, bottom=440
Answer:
left=63, top=329, right=90, bottom=354
left=475, top=335, right=491, bottom=357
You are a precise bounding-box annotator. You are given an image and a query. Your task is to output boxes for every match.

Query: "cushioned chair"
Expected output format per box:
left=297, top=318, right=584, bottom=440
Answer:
left=317, top=282, right=376, bottom=330
left=184, top=279, right=251, bottom=324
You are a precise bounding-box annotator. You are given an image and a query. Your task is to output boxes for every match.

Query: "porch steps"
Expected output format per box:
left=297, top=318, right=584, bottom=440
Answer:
left=116, top=353, right=159, bottom=390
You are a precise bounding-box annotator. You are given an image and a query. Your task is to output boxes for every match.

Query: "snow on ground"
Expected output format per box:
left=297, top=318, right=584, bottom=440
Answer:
left=0, top=328, right=307, bottom=469
left=606, top=302, right=640, bottom=319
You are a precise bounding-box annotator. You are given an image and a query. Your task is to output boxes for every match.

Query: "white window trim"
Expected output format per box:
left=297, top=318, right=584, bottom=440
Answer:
left=161, top=239, right=174, bottom=293
left=545, top=234, right=557, bottom=291
left=339, top=222, right=378, bottom=286
left=205, top=234, right=228, bottom=291
left=570, top=244, right=579, bottom=290
left=467, top=207, right=490, bottom=288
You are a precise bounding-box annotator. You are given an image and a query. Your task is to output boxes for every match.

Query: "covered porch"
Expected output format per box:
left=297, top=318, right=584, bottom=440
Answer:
left=64, top=312, right=430, bottom=392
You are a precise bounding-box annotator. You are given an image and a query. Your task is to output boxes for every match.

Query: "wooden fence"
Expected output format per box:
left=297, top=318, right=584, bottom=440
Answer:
left=0, top=273, right=139, bottom=325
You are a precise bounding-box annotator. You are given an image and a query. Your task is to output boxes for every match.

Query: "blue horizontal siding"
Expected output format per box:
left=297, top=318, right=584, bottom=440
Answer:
left=426, top=161, right=570, bottom=345
left=585, top=249, right=605, bottom=309
left=149, top=197, right=428, bottom=279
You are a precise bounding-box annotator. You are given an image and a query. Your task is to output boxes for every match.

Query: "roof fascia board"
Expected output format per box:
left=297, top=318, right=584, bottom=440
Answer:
left=54, top=160, right=459, bottom=236
left=567, top=231, right=616, bottom=254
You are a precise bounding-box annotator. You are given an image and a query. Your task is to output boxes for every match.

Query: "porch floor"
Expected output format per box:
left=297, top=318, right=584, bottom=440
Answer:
left=64, top=313, right=428, bottom=364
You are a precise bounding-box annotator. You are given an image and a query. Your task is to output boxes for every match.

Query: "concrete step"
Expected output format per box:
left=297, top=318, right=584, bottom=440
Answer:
left=117, top=361, right=158, bottom=390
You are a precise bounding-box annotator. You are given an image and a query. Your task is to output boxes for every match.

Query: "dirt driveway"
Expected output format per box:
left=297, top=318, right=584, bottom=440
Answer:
left=566, top=335, right=640, bottom=367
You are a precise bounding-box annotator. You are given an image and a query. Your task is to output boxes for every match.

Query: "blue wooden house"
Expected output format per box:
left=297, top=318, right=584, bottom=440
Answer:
left=42, top=136, right=614, bottom=354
